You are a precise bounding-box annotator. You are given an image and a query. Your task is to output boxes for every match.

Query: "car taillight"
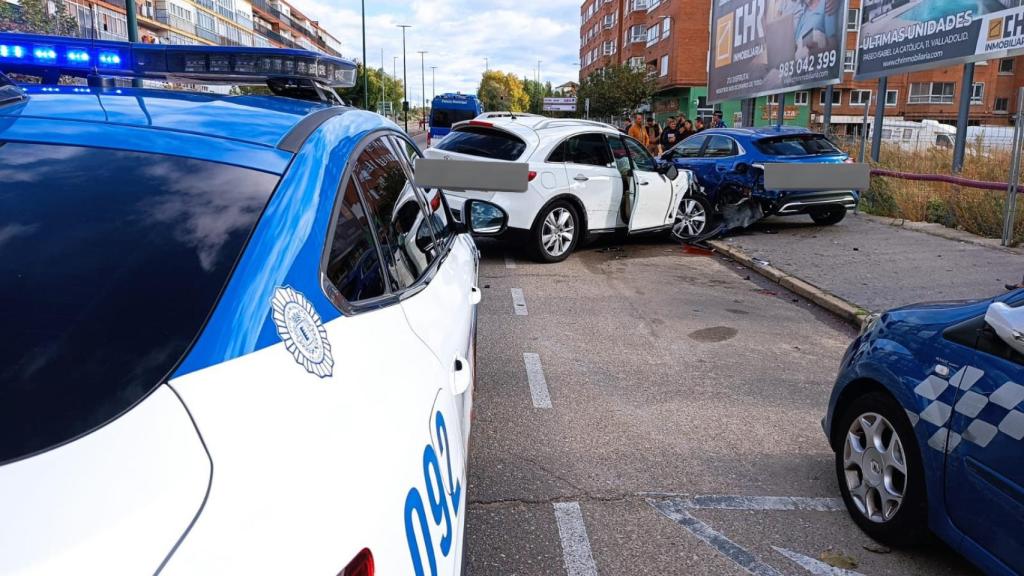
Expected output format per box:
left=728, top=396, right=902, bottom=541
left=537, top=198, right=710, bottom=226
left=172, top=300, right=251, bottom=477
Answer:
left=338, top=548, right=374, bottom=576
left=430, top=191, right=441, bottom=211
left=528, top=171, right=537, bottom=181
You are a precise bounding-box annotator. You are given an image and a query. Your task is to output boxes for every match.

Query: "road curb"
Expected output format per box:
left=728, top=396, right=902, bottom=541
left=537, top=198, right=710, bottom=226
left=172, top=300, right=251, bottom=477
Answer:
left=708, top=240, right=871, bottom=328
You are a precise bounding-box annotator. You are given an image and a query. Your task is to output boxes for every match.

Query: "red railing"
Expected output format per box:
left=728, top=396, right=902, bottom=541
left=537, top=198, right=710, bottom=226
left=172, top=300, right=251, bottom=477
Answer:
left=870, top=169, right=1010, bottom=192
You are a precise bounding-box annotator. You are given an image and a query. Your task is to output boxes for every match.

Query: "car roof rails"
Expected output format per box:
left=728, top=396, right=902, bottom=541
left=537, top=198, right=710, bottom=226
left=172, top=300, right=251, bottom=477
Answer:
left=533, top=118, right=618, bottom=131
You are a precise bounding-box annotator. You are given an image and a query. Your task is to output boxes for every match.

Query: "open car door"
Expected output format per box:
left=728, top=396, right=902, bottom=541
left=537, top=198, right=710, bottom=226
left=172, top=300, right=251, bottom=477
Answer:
left=610, top=135, right=675, bottom=233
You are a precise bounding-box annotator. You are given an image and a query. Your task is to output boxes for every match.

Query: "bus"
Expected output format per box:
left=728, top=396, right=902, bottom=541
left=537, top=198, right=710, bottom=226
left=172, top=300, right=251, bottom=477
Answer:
left=429, top=93, right=483, bottom=145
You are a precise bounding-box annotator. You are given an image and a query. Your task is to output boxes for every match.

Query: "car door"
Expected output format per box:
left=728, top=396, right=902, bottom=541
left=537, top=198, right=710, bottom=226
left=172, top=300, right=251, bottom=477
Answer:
left=617, top=135, right=675, bottom=232
left=554, top=132, right=623, bottom=230
left=944, top=297, right=1024, bottom=574
left=700, top=135, right=743, bottom=193
left=343, top=134, right=470, bottom=574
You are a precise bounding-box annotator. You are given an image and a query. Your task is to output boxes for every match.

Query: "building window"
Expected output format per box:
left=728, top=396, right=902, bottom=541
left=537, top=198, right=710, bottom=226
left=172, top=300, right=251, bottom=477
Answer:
left=908, top=82, right=955, bottom=104
left=971, top=83, right=984, bottom=105
left=851, top=90, right=871, bottom=106
left=647, top=0, right=660, bottom=10
left=630, top=0, right=647, bottom=11
left=603, top=14, right=614, bottom=28
left=646, top=25, right=660, bottom=46
left=662, top=17, right=670, bottom=38
left=885, top=90, right=898, bottom=106
left=603, top=40, right=616, bottom=55
left=843, top=50, right=856, bottom=72
left=660, top=55, right=669, bottom=77
left=1000, top=58, right=1015, bottom=74
left=766, top=94, right=779, bottom=105
left=629, top=56, right=645, bottom=69
left=819, top=89, right=842, bottom=105
left=629, top=25, right=646, bottom=43
left=847, top=8, right=859, bottom=31
left=996, top=97, right=1010, bottom=113
left=794, top=91, right=809, bottom=106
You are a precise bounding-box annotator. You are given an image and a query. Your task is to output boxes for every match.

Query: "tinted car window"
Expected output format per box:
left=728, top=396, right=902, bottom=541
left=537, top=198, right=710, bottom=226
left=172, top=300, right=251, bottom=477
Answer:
left=354, top=137, right=438, bottom=291
left=607, top=136, right=631, bottom=176
left=433, top=127, right=527, bottom=161
left=755, top=134, right=842, bottom=156
left=0, top=143, right=279, bottom=464
left=672, top=135, right=707, bottom=158
left=562, top=133, right=613, bottom=166
left=324, top=178, right=389, bottom=303
left=623, top=136, right=657, bottom=171
left=704, top=136, right=738, bottom=157
left=547, top=141, right=566, bottom=163
left=391, top=136, right=455, bottom=251
left=430, top=108, right=476, bottom=129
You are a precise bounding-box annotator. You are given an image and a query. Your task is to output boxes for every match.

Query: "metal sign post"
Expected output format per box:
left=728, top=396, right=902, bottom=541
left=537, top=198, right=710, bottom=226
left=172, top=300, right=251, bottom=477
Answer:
left=1003, top=87, right=1024, bottom=247
left=859, top=93, right=871, bottom=163
left=871, top=77, right=887, bottom=163
left=584, top=98, right=590, bottom=119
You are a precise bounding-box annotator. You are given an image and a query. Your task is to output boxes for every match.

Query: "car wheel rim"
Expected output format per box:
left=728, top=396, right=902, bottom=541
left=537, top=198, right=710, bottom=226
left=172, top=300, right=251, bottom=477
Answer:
left=674, top=199, right=707, bottom=238
left=843, top=412, right=908, bottom=523
left=542, top=208, right=574, bottom=257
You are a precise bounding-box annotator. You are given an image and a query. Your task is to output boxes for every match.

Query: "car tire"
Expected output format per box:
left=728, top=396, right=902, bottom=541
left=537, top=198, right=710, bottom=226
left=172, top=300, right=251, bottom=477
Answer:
left=669, top=193, right=716, bottom=242
left=835, top=391, right=929, bottom=547
left=809, top=205, right=847, bottom=226
left=530, top=200, right=580, bottom=263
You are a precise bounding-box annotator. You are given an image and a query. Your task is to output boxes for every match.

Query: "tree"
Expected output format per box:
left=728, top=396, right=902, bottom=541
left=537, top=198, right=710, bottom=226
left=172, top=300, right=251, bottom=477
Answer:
left=1, top=0, right=78, bottom=35
left=522, top=78, right=554, bottom=115
left=577, top=63, right=657, bottom=119
left=336, top=63, right=404, bottom=114
left=478, top=70, right=528, bottom=112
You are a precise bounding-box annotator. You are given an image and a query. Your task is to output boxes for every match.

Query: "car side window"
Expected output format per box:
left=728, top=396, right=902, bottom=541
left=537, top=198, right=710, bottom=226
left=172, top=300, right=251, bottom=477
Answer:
left=673, top=135, right=707, bottom=158
left=547, top=141, right=567, bottom=163
left=391, top=135, right=455, bottom=253
left=606, top=136, right=632, bottom=177
left=563, top=133, right=613, bottom=167
left=622, top=136, right=657, bottom=171
left=704, top=136, right=738, bottom=158
left=323, top=177, right=389, bottom=304
left=353, top=137, right=438, bottom=292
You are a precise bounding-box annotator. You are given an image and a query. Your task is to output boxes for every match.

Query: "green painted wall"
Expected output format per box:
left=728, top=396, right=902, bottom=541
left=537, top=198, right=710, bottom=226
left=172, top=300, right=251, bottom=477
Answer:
left=651, top=86, right=813, bottom=128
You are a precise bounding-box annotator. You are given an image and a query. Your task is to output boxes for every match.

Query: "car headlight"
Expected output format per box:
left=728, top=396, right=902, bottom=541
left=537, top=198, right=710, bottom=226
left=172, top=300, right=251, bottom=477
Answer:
left=860, top=312, right=881, bottom=335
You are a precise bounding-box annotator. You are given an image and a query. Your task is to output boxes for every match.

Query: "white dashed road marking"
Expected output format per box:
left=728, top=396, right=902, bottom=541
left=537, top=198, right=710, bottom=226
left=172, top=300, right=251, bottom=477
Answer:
left=553, top=502, right=598, bottom=576
left=511, top=288, right=528, bottom=316
left=523, top=352, right=552, bottom=408
left=772, top=547, right=867, bottom=576
left=505, top=254, right=517, bottom=269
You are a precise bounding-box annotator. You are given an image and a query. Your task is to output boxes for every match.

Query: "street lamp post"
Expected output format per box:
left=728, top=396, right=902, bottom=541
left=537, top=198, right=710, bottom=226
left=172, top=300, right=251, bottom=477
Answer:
left=392, top=56, right=398, bottom=119
left=431, top=66, right=437, bottom=100
left=537, top=60, right=542, bottom=84
left=418, top=50, right=428, bottom=124
left=484, top=57, right=488, bottom=72
left=398, top=25, right=411, bottom=132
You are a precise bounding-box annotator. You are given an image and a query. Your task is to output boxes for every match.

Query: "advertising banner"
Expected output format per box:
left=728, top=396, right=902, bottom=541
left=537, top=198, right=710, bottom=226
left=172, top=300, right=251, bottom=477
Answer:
left=856, top=1, right=1024, bottom=80
left=543, top=97, right=577, bottom=111
left=708, top=0, right=848, bottom=104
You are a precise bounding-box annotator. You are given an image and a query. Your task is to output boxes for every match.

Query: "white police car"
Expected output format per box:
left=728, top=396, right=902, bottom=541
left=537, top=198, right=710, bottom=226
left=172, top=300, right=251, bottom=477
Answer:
left=0, top=33, right=510, bottom=575
left=426, top=117, right=696, bottom=262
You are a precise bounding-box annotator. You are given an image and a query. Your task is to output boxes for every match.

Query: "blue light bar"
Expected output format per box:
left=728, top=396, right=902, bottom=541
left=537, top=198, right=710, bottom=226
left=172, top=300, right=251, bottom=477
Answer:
left=0, top=32, right=356, bottom=87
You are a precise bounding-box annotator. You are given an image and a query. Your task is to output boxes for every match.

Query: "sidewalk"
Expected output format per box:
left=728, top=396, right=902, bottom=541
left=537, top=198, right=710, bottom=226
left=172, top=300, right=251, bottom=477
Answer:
left=709, top=212, right=1023, bottom=321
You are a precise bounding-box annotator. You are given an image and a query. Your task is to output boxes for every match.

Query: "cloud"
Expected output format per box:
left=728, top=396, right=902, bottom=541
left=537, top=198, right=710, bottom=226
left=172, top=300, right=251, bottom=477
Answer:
left=286, top=0, right=582, bottom=102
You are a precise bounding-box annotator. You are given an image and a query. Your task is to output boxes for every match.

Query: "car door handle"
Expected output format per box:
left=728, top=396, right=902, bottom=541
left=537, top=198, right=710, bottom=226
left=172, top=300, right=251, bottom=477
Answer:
left=451, top=354, right=472, bottom=395
left=638, top=181, right=649, bottom=186
left=574, top=174, right=589, bottom=182
left=470, top=285, right=481, bottom=305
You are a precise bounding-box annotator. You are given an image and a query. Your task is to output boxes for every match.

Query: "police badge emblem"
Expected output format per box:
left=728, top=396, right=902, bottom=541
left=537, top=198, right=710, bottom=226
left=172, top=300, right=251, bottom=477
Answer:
left=271, top=286, right=334, bottom=378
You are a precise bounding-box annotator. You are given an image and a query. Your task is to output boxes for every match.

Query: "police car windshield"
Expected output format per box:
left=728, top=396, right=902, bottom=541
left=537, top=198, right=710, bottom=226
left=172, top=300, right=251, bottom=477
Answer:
left=430, top=108, right=476, bottom=129
left=0, top=142, right=279, bottom=464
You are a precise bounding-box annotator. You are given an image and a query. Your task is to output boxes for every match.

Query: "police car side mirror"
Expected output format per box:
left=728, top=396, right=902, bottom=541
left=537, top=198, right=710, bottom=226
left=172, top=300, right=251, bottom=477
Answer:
left=465, top=200, right=507, bottom=236
left=986, top=302, right=1024, bottom=356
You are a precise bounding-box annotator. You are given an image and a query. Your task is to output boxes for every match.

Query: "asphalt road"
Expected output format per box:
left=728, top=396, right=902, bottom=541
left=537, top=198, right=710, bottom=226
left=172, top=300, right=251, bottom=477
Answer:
left=464, top=236, right=981, bottom=576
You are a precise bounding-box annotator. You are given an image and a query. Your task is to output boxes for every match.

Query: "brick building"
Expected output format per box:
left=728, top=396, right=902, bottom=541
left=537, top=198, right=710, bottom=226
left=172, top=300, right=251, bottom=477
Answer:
left=579, top=0, right=1024, bottom=129
left=2, top=0, right=341, bottom=55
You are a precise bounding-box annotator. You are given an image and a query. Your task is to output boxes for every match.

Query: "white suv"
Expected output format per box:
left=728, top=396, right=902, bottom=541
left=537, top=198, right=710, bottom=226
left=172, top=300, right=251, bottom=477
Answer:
left=424, top=117, right=697, bottom=262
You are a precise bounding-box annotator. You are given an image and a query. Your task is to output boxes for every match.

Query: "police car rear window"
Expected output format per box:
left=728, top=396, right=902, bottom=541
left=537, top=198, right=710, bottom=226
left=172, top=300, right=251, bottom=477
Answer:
left=755, top=134, right=842, bottom=156
left=430, top=108, right=476, bottom=129
left=0, top=142, right=279, bottom=465
left=433, top=126, right=527, bottom=161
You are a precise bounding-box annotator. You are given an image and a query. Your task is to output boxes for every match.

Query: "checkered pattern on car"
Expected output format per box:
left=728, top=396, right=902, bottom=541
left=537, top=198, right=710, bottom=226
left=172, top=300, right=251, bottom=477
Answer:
left=909, top=365, right=1024, bottom=453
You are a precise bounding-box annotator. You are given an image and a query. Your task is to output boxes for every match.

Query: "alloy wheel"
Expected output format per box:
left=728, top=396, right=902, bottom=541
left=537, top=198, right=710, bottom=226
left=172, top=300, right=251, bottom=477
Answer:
left=542, top=207, right=575, bottom=257
left=843, top=412, right=908, bottom=523
left=675, top=199, right=707, bottom=238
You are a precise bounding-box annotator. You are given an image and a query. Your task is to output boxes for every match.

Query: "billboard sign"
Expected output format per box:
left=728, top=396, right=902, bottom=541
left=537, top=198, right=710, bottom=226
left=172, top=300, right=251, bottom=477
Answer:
left=708, top=0, right=848, bottom=104
left=543, top=97, right=577, bottom=111
left=856, top=1, right=1024, bottom=80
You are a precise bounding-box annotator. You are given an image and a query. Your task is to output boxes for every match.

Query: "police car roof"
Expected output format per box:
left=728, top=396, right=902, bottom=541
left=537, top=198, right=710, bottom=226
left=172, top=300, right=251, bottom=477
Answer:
left=0, top=85, right=356, bottom=172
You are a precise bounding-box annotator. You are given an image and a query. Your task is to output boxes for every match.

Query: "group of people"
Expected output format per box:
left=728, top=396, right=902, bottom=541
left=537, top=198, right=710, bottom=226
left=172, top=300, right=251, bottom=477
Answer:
left=623, top=110, right=727, bottom=156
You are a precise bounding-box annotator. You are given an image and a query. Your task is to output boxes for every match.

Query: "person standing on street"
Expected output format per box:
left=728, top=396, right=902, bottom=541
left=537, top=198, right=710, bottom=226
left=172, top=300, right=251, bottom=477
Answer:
left=659, top=117, right=680, bottom=153
left=645, top=116, right=662, bottom=155
left=694, top=118, right=706, bottom=132
left=628, top=113, right=649, bottom=149
left=679, top=119, right=696, bottom=140
left=711, top=110, right=729, bottom=128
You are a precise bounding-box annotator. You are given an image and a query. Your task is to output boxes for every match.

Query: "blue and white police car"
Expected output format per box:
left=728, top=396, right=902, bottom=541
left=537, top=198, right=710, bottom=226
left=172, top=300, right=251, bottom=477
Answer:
left=825, top=289, right=1024, bottom=575
left=0, top=33, right=509, bottom=575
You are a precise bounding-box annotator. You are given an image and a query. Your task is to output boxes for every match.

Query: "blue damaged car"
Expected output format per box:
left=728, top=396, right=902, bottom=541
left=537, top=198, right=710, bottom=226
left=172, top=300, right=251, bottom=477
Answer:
left=661, top=127, right=856, bottom=240
left=823, top=288, right=1024, bottom=575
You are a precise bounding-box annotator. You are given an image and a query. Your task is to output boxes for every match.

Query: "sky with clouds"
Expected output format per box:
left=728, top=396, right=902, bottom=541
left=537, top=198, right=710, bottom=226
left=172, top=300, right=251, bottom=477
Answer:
left=285, top=0, right=583, bottom=105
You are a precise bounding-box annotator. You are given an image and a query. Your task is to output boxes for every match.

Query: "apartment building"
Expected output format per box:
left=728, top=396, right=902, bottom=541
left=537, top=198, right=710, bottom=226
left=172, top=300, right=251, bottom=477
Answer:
left=4, top=0, right=340, bottom=56
left=579, top=0, right=1024, bottom=128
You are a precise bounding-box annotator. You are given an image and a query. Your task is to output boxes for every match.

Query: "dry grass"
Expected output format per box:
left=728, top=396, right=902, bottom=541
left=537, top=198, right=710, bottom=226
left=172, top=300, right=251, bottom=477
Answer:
left=848, top=142, right=1024, bottom=246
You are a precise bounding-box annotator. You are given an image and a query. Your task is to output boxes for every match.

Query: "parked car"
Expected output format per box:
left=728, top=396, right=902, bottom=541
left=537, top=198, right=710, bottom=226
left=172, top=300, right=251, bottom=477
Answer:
left=425, top=117, right=697, bottom=262
left=823, top=289, right=1024, bottom=576
left=662, top=127, right=857, bottom=240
